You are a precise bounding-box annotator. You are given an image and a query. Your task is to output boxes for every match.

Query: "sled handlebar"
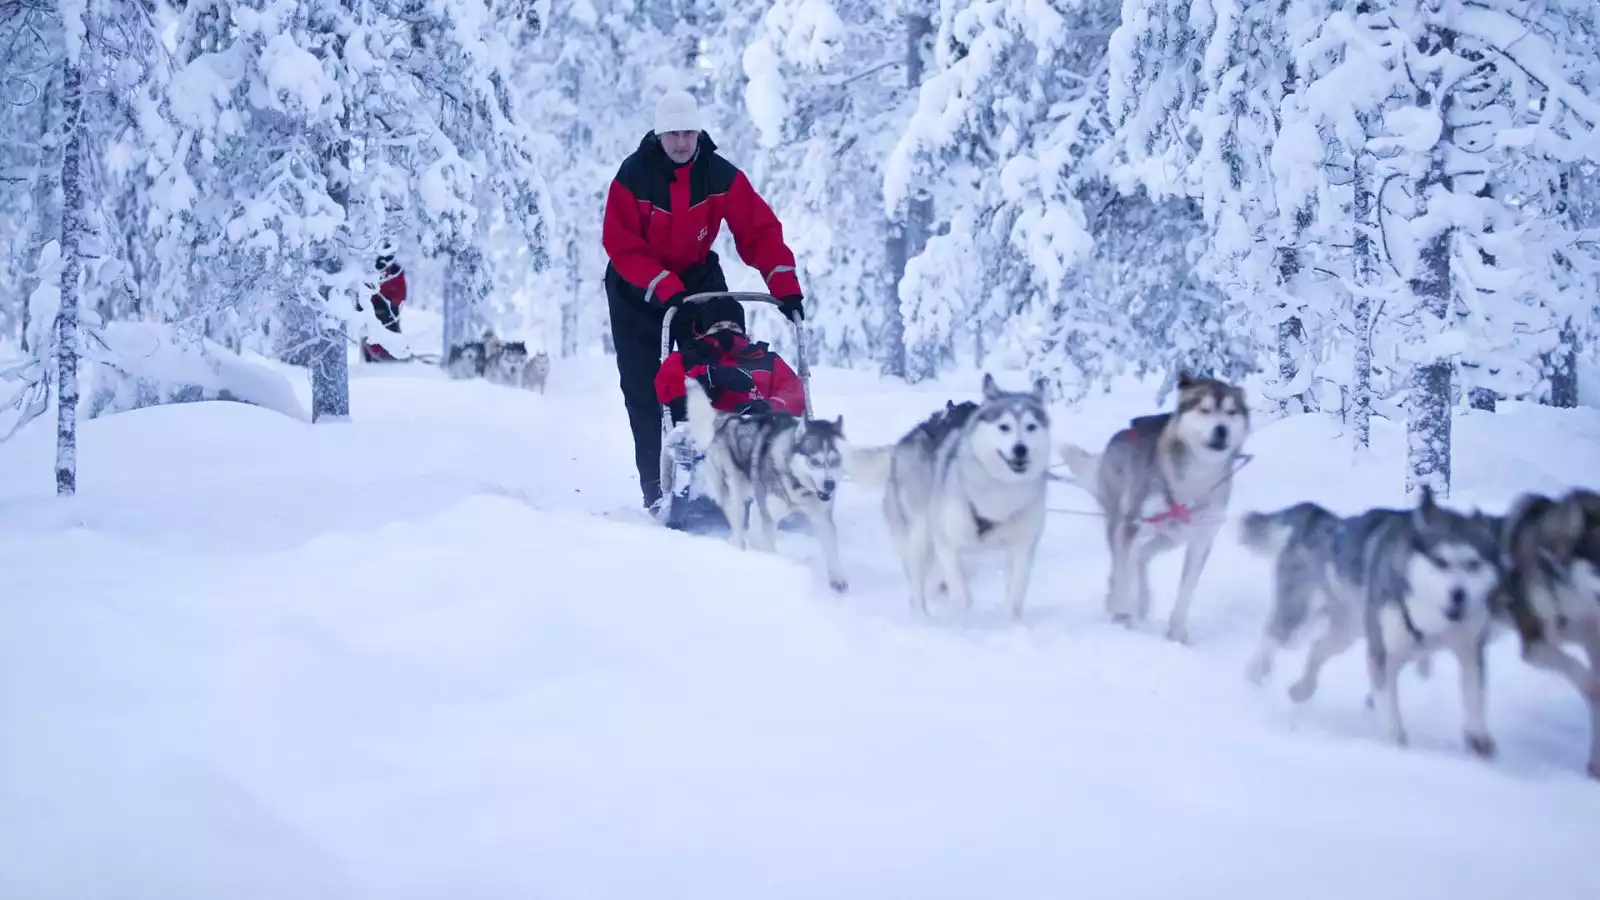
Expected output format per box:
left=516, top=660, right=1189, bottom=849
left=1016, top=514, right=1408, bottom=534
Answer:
left=659, top=291, right=812, bottom=422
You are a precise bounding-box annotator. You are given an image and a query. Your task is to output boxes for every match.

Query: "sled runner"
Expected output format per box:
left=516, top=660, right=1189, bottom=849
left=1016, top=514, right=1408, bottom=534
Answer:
left=652, top=291, right=813, bottom=534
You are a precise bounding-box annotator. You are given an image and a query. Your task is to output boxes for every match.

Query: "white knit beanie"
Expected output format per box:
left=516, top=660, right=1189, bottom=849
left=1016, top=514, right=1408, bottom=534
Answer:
left=654, top=90, right=702, bottom=135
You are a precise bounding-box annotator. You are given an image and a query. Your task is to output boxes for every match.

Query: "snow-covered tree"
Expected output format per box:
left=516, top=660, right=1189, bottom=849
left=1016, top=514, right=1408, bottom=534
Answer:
left=741, top=0, right=910, bottom=371
left=157, top=0, right=553, bottom=411
left=890, top=0, right=1244, bottom=394
left=517, top=0, right=702, bottom=358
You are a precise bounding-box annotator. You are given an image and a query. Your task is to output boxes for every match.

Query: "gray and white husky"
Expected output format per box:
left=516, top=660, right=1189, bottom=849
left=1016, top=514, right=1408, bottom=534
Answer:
left=1238, top=487, right=1504, bottom=758
left=683, top=378, right=850, bottom=592
left=1057, top=374, right=1252, bottom=643
left=1485, top=487, right=1600, bottom=778
left=845, top=374, right=1052, bottom=618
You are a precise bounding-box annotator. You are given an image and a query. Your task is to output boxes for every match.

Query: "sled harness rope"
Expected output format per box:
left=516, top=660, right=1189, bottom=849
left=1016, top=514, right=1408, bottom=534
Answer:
left=1044, top=452, right=1255, bottom=527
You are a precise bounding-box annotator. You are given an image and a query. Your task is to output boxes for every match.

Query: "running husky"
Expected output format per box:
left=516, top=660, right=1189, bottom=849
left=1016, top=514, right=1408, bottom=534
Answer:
left=845, top=374, right=1052, bottom=618
left=683, top=378, right=850, bottom=592
left=1237, top=487, right=1504, bottom=758
left=1487, top=487, right=1600, bottom=778
left=1057, top=374, right=1251, bottom=643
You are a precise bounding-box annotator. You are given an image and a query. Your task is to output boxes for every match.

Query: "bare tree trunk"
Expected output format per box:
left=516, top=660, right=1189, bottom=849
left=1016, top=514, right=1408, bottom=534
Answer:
left=1467, top=378, right=1496, bottom=412
left=444, top=244, right=490, bottom=375
left=1274, top=315, right=1305, bottom=414
left=560, top=57, right=583, bottom=358
left=311, top=3, right=353, bottom=423
left=55, top=46, right=84, bottom=495
left=1350, top=138, right=1375, bottom=450
left=1405, top=25, right=1455, bottom=498
left=1546, top=319, right=1579, bottom=408
left=1546, top=170, right=1584, bottom=409
left=881, top=10, right=932, bottom=380
left=561, top=244, right=581, bottom=357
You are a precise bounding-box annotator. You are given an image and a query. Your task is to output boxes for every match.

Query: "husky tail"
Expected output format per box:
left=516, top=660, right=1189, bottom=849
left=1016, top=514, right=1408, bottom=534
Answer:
left=1237, top=502, right=1336, bottom=557
left=1057, top=442, right=1099, bottom=488
left=683, top=378, right=719, bottom=450
left=842, top=443, right=893, bottom=488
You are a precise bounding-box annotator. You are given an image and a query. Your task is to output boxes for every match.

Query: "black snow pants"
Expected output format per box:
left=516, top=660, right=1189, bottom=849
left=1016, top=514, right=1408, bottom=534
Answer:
left=606, top=252, right=730, bottom=506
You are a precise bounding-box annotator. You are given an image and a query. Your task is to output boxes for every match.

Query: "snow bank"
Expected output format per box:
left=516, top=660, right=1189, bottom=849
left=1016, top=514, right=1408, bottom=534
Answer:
left=84, top=321, right=306, bottom=422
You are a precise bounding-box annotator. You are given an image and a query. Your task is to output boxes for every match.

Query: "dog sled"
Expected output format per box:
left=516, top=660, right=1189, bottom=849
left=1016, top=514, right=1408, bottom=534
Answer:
left=652, top=291, right=813, bottom=533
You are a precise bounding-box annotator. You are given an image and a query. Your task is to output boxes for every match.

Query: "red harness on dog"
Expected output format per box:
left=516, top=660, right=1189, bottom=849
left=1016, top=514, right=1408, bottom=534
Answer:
left=1115, top=426, right=1193, bottom=526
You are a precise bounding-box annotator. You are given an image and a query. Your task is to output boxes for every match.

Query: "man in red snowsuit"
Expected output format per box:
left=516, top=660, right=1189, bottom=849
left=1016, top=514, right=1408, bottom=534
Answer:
left=603, top=89, right=806, bottom=508
left=362, top=241, right=407, bottom=362
left=654, top=295, right=805, bottom=417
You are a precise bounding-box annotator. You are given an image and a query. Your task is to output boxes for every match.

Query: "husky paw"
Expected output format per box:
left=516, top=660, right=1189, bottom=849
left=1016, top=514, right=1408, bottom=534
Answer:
left=1465, top=732, right=1497, bottom=760
left=1243, top=657, right=1271, bottom=686
left=829, top=577, right=849, bottom=594
left=1587, top=760, right=1600, bottom=781
left=1165, top=624, right=1190, bottom=645
left=1287, top=679, right=1317, bottom=703
left=1415, top=656, right=1433, bottom=681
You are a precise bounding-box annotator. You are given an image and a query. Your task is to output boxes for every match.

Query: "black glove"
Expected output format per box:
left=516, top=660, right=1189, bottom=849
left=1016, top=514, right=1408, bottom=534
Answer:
left=680, top=336, right=713, bottom=369
left=661, top=290, right=687, bottom=310
left=706, top=365, right=755, bottom=394
left=777, top=294, right=804, bottom=322
left=734, top=399, right=773, bottom=416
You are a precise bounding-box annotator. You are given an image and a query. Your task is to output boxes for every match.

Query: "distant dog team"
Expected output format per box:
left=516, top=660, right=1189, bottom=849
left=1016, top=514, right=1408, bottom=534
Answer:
left=445, top=328, right=549, bottom=392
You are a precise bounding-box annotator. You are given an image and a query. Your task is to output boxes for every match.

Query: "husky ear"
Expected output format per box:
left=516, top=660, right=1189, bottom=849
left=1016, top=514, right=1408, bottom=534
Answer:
left=834, top=414, right=844, bottom=434
left=1031, top=376, right=1049, bottom=400
left=1177, top=372, right=1197, bottom=391
left=1541, top=497, right=1588, bottom=559
left=981, top=372, right=1001, bottom=400
left=1412, top=483, right=1449, bottom=531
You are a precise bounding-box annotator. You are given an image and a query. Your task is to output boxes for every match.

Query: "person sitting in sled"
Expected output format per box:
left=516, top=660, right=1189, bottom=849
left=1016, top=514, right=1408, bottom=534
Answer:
left=653, top=294, right=804, bottom=417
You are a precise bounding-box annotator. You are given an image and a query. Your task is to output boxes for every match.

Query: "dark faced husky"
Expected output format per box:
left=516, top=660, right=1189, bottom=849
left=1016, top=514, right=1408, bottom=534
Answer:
left=1486, top=487, right=1600, bottom=778
left=1238, top=486, right=1504, bottom=758
left=844, top=374, right=1053, bottom=618
left=1057, top=374, right=1251, bottom=643
left=683, top=378, right=850, bottom=592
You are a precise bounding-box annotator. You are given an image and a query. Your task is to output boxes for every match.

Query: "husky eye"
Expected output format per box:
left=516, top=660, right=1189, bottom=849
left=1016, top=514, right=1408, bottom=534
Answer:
left=998, top=423, right=1011, bottom=433
left=1025, top=422, right=1038, bottom=433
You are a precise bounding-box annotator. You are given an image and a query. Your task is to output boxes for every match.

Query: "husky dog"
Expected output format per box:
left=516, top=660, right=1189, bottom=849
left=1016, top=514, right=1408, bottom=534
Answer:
left=683, top=378, right=850, bottom=592
left=451, top=330, right=548, bottom=392
left=445, top=340, right=485, bottom=380
left=1057, top=374, right=1251, bottom=643
left=1237, top=487, right=1504, bottom=758
left=481, top=333, right=529, bottom=384
left=846, top=374, right=1052, bottom=618
left=1488, top=488, right=1600, bottom=778
left=523, top=350, right=550, bottom=393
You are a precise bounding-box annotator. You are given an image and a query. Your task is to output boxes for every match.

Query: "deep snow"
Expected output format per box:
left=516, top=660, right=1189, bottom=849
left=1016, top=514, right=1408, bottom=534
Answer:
left=3, top=352, right=1599, bottom=900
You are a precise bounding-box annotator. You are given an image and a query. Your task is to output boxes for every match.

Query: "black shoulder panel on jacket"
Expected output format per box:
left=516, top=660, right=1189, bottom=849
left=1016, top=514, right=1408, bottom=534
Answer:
left=614, top=136, right=673, bottom=211
left=615, top=132, right=745, bottom=212
left=695, top=153, right=740, bottom=202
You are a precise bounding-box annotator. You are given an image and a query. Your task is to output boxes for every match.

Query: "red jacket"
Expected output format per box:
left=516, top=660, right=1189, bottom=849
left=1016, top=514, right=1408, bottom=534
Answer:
left=372, top=265, right=406, bottom=308
left=655, top=336, right=805, bottom=415
left=603, top=132, right=802, bottom=305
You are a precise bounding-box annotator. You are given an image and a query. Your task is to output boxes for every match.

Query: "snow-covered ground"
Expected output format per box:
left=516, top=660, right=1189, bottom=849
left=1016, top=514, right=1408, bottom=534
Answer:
left=3, top=354, right=1599, bottom=900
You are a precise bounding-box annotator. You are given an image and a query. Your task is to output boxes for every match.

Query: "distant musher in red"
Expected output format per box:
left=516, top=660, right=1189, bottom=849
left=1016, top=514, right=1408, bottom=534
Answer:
left=361, top=239, right=407, bottom=362
left=601, top=89, right=806, bottom=510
